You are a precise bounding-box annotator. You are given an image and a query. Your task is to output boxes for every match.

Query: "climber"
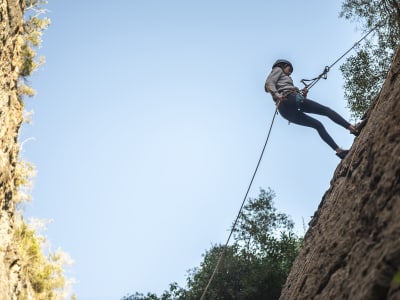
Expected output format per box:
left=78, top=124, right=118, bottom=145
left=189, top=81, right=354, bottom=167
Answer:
left=265, top=59, right=359, bottom=159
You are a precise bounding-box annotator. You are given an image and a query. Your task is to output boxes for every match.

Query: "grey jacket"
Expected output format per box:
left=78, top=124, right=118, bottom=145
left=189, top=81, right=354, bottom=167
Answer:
left=265, top=67, right=297, bottom=100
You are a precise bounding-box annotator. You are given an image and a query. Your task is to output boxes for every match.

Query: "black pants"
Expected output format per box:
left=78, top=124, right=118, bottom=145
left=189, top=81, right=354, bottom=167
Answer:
left=278, top=93, right=350, bottom=150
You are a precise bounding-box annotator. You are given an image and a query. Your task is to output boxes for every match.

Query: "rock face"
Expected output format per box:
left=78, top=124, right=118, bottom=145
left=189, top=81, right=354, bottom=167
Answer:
left=0, top=0, right=31, bottom=299
left=279, top=48, right=400, bottom=300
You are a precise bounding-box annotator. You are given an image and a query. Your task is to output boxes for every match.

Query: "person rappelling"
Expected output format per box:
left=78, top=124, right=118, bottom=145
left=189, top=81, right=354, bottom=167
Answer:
left=265, top=59, right=359, bottom=159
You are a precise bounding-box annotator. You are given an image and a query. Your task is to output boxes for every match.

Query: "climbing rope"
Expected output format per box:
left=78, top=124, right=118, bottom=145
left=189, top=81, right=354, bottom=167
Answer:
left=200, top=21, right=383, bottom=299
left=300, top=22, right=383, bottom=91
left=200, top=104, right=279, bottom=300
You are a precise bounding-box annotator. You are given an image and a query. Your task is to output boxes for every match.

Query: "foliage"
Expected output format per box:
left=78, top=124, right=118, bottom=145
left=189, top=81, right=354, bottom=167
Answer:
left=123, top=188, right=302, bottom=300
left=10, top=2, right=76, bottom=299
left=14, top=160, right=36, bottom=203
left=339, top=0, right=400, bottom=119
left=17, top=0, right=50, bottom=97
left=232, top=188, right=294, bottom=255
left=13, top=160, right=76, bottom=299
left=14, top=221, right=73, bottom=300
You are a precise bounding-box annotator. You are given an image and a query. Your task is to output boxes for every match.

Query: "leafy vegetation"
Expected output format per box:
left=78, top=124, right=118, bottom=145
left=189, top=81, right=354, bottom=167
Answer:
left=9, top=1, right=75, bottom=299
left=14, top=221, right=73, bottom=300
left=122, top=189, right=302, bottom=300
left=13, top=157, right=75, bottom=299
left=17, top=0, right=50, bottom=98
left=339, top=0, right=400, bottom=119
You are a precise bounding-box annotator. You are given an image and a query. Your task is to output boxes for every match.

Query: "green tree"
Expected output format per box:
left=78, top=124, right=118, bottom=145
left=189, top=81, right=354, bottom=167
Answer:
left=123, top=188, right=302, bottom=300
left=339, top=0, right=400, bottom=119
left=232, top=188, right=294, bottom=254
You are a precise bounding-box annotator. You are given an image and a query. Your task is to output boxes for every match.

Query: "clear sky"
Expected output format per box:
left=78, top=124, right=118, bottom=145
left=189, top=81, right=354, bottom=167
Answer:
left=20, top=1, right=362, bottom=299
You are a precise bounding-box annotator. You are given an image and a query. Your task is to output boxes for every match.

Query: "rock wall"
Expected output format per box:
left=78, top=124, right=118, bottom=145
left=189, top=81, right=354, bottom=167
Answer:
left=0, top=0, right=31, bottom=298
left=279, top=48, right=400, bottom=299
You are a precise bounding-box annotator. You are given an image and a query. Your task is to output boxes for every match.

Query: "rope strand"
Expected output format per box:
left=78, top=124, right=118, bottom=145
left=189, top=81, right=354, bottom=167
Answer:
left=200, top=105, right=279, bottom=300
left=301, top=22, right=383, bottom=90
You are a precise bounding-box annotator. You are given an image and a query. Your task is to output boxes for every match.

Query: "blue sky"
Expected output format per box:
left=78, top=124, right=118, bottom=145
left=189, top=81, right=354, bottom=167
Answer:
left=20, top=1, right=362, bottom=299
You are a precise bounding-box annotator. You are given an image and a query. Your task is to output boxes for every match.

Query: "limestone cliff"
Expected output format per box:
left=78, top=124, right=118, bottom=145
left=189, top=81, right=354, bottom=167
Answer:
left=0, top=0, right=60, bottom=299
left=0, top=0, right=30, bottom=298
left=279, top=47, right=400, bottom=299
left=0, top=1, right=70, bottom=299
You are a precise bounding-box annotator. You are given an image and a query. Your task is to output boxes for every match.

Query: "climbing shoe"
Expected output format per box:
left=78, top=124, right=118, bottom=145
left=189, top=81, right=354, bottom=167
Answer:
left=350, top=128, right=359, bottom=136
left=336, top=150, right=349, bottom=159
left=350, top=118, right=368, bottom=136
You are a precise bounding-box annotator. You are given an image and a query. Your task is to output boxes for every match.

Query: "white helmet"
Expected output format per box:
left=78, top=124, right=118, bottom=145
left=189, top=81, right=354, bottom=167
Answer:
left=272, top=59, right=293, bottom=72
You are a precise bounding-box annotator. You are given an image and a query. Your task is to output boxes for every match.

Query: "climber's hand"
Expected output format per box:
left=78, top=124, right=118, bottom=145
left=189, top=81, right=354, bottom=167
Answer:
left=276, top=94, right=285, bottom=102
left=301, top=88, right=308, bottom=97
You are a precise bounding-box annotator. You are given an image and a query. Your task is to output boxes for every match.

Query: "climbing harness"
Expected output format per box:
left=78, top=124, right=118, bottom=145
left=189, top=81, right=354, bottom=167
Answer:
left=200, top=22, right=383, bottom=299
left=295, top=93, right=305, bottom=110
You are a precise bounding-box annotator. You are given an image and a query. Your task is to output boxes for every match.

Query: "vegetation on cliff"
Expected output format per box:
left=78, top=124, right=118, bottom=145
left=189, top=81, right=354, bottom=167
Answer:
left=9, top=0, right=75, bottom=299
left=14, top=221, right=74, bottom=300
left=18, top=0, right=50, bottom=97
